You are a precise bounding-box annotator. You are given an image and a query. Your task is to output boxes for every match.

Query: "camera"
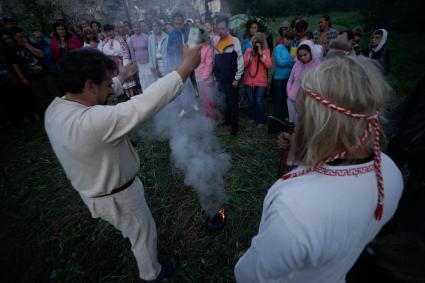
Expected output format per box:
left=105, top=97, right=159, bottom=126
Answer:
left=253, top=41, right=262, bottom=53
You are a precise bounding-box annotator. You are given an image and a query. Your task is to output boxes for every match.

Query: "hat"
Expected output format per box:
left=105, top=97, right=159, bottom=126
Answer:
left=280, top=21, right=290, bottom=29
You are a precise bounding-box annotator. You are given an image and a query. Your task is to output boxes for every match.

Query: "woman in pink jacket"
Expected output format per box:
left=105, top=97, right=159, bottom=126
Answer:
left=243, top=32, right=272, bottom=128
left=195, top=41, right=214, bottom=118
left=286, top=40, right=320, bottom=123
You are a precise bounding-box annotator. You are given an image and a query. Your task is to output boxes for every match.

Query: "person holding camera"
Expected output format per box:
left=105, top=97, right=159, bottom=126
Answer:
left=243, top=32, right=272, bottom=128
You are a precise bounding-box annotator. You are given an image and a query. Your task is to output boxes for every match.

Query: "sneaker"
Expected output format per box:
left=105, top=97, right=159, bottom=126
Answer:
left=257, top=123, right=265, bottom=128
left=146, top=256, right=178, bottom=283
left=193, top=104, right=200, bottom=111
left=178, top=109, right=186, bottom=117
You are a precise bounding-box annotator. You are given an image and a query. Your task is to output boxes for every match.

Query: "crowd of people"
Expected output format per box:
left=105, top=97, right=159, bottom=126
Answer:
left=0, top=13, right=392, bottom=133
left=3, top=10, right=423, bottom=283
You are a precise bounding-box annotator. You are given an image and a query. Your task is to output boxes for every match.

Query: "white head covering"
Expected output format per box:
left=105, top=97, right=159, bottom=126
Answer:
left=371, top=29, right=388, bottom=53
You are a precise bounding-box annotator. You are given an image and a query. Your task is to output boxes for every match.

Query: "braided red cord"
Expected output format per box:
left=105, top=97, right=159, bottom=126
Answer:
left=281, top=92, right=384, bottom=220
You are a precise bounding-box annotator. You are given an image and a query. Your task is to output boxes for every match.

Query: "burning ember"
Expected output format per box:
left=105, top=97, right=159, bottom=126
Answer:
left=206, top=209, right=226, bottom=231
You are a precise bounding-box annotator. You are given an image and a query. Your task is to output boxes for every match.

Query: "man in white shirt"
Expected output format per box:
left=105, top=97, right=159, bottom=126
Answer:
left=45, top=47, right=200, bottom=282
left=234, top=56, right=403, bottom=283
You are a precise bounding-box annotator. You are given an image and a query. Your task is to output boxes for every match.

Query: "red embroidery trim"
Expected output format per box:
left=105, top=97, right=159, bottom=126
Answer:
left=281, top=91, right=384, bottom=220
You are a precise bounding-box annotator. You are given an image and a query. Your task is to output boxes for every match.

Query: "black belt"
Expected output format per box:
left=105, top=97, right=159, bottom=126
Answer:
left=94, top=177, right=136, bottom=198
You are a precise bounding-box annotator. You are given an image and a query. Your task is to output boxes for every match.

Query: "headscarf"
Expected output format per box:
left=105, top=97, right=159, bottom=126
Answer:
left=371, top=29, right=388, bottom=53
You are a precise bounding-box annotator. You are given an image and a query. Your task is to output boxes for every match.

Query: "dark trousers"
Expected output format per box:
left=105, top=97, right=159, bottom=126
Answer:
left=30, top=75, right=55, bottom=112
left=272, top=78, right=289, bottom=120
left=219, top=83, right=239, bottom=134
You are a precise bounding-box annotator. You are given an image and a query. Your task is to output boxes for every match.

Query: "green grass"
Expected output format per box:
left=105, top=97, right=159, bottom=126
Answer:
left=0, top=115, right=279, bottom=282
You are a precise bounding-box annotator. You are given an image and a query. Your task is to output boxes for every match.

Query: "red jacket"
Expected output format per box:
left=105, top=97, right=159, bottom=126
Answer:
left=50, top=36, right=82, bottom=64
left=243, top=48, right=272, bottom=87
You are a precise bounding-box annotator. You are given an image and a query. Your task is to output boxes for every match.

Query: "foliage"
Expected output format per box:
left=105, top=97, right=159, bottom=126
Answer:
left=229, top=0, right=358, bottom=17
left=229, top=0, right=424, bottom=35
left=360, top=0, right=424, bottom=32
left=0, top=0, right=141, bottom=31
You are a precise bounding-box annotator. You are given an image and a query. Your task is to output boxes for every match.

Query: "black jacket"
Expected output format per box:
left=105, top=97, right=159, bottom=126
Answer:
left=362, top=46, right=391, bottom=75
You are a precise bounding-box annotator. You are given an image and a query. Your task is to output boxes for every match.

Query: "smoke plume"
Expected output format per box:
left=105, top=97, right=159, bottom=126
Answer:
left=140, top=81, right=230, bottom=215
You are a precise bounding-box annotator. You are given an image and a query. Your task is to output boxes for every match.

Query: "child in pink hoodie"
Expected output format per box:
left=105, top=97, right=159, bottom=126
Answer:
left=195, top=42, right=214, bottom=118
left=286, top=40, right=321, bottom=123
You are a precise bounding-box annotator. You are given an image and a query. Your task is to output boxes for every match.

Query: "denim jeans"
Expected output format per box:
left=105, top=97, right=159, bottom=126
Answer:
left=245, top=85, right=267, bottom=124
left=272, top=78, right=289, bottom=120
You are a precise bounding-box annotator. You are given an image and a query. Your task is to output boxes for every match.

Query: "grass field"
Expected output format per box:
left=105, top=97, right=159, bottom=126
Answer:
left=1, top=115, right=279, bottom=282
left=1, top=10, right=424, bottom=283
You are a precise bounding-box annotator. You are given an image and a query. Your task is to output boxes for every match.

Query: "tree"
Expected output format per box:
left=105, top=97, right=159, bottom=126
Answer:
left=228, top=0, right=358, bottom=17
left=360, top=0, right=423, bottom=32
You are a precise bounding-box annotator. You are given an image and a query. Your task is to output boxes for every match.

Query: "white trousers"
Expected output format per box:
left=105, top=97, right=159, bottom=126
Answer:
left=137, top=63, right=155, bottom=92
left=81, top=177, right=161, bottom=280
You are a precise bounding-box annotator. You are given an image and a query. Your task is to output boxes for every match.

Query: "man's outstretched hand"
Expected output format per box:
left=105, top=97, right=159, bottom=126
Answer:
left=118, top=62, right=138, bottom=83
left=176, top=45, right=201, bottom=81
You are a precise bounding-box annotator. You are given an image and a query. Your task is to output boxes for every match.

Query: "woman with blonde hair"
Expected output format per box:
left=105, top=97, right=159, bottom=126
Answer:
left=235, top=56, right=403, bottom=283
left=243, top=32, right=272, bottom=128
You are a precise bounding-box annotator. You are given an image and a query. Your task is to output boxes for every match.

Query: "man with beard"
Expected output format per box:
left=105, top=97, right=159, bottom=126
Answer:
left=44, top=47, right=200, bottom=282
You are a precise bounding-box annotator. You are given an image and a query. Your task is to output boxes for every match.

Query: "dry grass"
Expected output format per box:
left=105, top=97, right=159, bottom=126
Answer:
left=0, top=112, right=280, bottom=282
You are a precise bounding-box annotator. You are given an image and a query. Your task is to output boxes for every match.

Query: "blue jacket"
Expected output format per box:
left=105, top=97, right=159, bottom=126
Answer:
left=33, top=40, right=56, bottom=73
left=242, top=37, right=252, bottom=55
left=273, top=44, right=295, bottom=80
left=166, top=29, right=188, bottom=71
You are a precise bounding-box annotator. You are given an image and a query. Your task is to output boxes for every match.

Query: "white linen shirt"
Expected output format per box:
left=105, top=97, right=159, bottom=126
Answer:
left=45, top=71, right=183, bottom=197
left=235, top=153, right=403, bottom=283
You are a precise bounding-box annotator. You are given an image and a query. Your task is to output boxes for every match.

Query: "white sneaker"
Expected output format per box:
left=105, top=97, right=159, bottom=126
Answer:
left=193, top=104, right=200, bottom=111
left=178, top=109, right=186, bottom=117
